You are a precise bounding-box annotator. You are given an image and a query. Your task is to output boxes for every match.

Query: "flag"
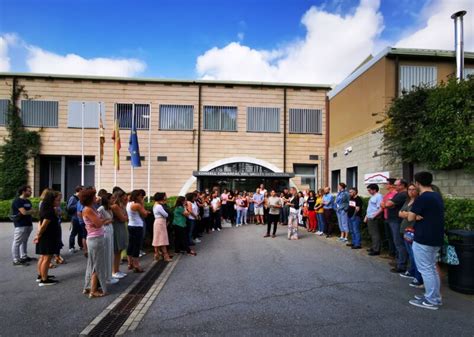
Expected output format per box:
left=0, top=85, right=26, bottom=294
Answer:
left=99, top=115, right=105, bottom=166
left=112, top=119, right=121, bottom=170
left=128, top=114, right=142, bottom=168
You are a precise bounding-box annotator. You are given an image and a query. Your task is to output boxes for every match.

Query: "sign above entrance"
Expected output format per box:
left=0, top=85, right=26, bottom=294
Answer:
left=193, top=171, right=295, bottom=178
left=364, top=171, right=390, bottom=184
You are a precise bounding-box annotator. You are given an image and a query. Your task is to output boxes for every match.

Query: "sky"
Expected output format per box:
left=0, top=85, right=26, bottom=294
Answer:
left=0, top=0, right=473, bottom=85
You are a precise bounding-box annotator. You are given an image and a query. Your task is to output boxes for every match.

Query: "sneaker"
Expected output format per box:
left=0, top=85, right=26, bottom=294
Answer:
left=217, top=228, right=221, bottom=232
left=106, top=278, right=119, bottom=285
left=400, top=271, right=414, bottom=279
left=39, top=279, right=58, bottom=287
left=338, top=237, right=344, bottom=241
left=36, top=275, right=56, bottom=283
left=69, top=248, right=77, bottom=253
left=139, top=251, right=146, bottom=257
left=13, top=260, right=29, bottom=267
left=212, top=228, right=215, bottom=232
left=22, top=256, right=36, bottom=262
left=409, top=280, right=425, bottom=289
left=409, top=298, right=439, bottom=310
left=112, top=272, right=126, bottom=279
left=194, top=238, right=201, bottom=243
left=343, top=238, right=348, bottom=242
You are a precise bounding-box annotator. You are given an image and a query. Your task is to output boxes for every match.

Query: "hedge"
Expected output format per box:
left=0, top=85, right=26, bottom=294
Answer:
left=0, top=196, right=179, bottom=222
left=0, top=196, right=471, bottom=232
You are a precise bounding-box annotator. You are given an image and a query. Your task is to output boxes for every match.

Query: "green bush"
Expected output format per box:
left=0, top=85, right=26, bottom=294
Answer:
left=383, top=77, right=474, bottom=172
left=0, top=195, right=471, bottom=233
left=0, top=196, right=179, bottom=222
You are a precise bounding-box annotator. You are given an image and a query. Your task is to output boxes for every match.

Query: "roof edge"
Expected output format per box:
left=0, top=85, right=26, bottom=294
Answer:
left=328, top=47, right=474, bottom=100
left=0, top=72, right=332, bottom=90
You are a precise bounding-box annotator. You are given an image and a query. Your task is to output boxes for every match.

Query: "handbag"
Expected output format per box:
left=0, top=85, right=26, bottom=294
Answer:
left=443, top=245, right=460, bottom=265
left=403, top=227, right=415, bottom=243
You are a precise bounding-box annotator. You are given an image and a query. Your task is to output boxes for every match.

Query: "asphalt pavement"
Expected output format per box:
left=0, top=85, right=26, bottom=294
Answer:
left=1, top=222, right=473, bottom=337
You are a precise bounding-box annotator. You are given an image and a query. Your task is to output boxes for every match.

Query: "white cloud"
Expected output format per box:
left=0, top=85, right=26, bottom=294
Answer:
left=196, top=0, right=384, bottom=84
left=26, top=46, right=146, bottom=77
left=0, top=34, right=18, bottom=72
left=0, top=33, right=146, bottom=77
left=396, top=0, right=474, bottom=50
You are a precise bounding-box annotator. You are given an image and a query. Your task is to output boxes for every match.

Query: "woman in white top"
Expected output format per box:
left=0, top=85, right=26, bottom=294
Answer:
left=126, top=190, right=150, bottom=273
left=152, top=192, right=172, bottom=262
left=97, top=193, right=117, bottom=285
left=210, top=191, right=222, bottom=231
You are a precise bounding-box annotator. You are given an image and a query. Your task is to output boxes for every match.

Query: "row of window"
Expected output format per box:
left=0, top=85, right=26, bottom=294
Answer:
left=0, top=100, right=323, bottom=134
left=399, top=65, right=474, bottom=94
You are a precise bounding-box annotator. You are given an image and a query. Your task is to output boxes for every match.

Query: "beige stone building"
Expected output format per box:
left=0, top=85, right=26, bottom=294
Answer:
left=0, top=73, right=330, bottom=198
left=328, top=47, right=474, bottom=197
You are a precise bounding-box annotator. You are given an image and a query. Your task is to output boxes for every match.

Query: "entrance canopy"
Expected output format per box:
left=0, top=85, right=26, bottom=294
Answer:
left=194, top=162, right=294, bottom=192
left=193, top=162, right=294, bottom=179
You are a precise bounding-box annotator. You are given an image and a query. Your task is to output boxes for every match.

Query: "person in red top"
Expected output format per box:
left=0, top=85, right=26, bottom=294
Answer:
left=381, top=178, right=397, bottom=257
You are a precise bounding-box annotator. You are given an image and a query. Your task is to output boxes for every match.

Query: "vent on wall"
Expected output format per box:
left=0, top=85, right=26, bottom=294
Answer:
left=126, top=156, right=145, bottom=161
left=157, top=156, right=167, bottom=162
left=333, top=152, right=337, bottom=158
left=309, top=155, right=319, bottom=160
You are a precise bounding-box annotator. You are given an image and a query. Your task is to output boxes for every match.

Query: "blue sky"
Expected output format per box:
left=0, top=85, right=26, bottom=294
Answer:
left=0, top=0, right=472, bottom=83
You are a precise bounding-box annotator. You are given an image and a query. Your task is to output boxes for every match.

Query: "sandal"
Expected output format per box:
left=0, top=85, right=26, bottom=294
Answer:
left=133, top=267, right=145, bottom=273
left=49, top=263, right=56, bottom=269
left=89, top=291, right=106, bottom=298
left=83, top=289, right=90, bottom=295
left=187, top=251, right=197, bottom=256
left=55, top=256, right=66, bottom=264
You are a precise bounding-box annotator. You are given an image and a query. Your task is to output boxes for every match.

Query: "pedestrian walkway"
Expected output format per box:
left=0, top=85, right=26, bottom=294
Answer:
left=128, top=225, right=474, bottom=337
left=1, top=223, right=473, bottom=336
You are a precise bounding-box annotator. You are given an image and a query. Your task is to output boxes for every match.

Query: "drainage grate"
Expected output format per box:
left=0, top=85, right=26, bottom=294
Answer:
left=87, top=261, right=168, bottom=336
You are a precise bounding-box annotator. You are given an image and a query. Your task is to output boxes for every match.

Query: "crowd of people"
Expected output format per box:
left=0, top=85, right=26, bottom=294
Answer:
left=10, top=171, right=444, bottom=309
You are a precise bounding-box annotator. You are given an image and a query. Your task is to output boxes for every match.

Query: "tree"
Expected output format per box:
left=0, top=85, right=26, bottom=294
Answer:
left=383, top=77, right=474, bottom=172
left=0, top=79, right=41, bottom=199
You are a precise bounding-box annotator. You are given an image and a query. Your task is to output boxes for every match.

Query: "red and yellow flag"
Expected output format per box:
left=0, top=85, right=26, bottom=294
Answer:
left=111, top=119, right=121, bottom=170
left=99, top=116, right=105, bottom=166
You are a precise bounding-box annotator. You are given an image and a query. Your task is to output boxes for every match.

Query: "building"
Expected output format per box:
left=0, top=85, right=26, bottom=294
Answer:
left=328, top=47, right=474, bottom=197
left=0, top=73, right=330, bottom=198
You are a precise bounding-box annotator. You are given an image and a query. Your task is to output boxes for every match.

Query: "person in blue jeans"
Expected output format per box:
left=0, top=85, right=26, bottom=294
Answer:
left=408, top=172, right=444, bottom=310
left=347, top=187, right=362, bottom=249
left=398, top=184, right=423, bottom=287
left=335, top=183, right=350, bottom=242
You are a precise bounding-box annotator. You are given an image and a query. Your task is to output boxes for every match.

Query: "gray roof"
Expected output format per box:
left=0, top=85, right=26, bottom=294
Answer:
left=328, top=47, right=474, bottom=99
left=0, top=72, right=331, bottom=90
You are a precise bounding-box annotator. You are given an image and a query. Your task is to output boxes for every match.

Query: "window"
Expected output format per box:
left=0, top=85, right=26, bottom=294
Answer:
left=203, top=106, right=237, bottom=131
left=0, top=99, right=8, bottom=125
left=159, top=104, right=193, bottom=130
left=331, top=170, right=341, bottom=192
left=294, top=164, right=317, bottom=190
left=247, top=107, right=280, bottom=133
left=346, top=166, right=358, bottom=190
left=115, top=103, right=150, bottom=129
left=21, top=100, right=58, bottom=127
left=399, top=65, right=437, bottom=94
left=289, top=108, right=322, bottom=134
left=465, top=68, right=474, bottom=79
left=67, top=101, right=106, bottom=128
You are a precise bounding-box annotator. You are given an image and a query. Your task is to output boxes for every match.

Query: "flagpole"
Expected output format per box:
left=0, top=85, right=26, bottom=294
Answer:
left=98, top=102, right=101, bottom=191
left=131, top=103, right=135, bottom=191
left=81, top=102, right=85, bottom=186
left=147, top=102, right=152, bottom=202
left=114, top=106, right=117, bottom=187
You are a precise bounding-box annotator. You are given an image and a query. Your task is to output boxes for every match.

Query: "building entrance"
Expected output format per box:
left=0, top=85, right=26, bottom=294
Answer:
left=194, top=162, right=294, bottom=193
